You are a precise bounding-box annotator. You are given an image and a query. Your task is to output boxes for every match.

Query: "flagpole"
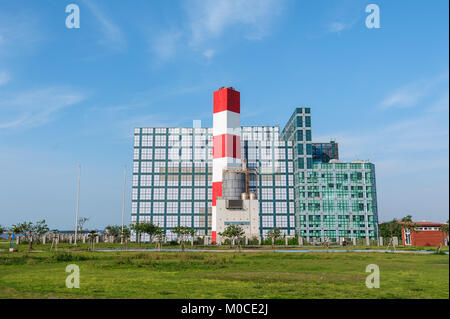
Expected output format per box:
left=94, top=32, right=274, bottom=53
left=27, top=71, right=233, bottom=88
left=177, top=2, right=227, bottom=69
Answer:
left=121, top=166, right=126, bottom=244
left=74, top=164, right=81, bottom=245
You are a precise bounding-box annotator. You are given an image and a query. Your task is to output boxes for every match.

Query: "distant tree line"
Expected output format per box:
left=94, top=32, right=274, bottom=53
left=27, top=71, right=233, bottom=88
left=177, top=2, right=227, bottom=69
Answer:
left=378, top=215, right=414, bottom=239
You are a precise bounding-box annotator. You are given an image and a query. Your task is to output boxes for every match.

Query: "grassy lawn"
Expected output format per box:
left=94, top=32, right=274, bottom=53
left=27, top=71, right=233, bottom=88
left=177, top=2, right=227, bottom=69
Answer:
left=0, top=248, right=448, bottom=299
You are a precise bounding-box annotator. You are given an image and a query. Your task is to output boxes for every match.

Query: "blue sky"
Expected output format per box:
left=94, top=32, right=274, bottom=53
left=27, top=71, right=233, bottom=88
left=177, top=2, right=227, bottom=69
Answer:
left=0, top=0, right=448, bottom=230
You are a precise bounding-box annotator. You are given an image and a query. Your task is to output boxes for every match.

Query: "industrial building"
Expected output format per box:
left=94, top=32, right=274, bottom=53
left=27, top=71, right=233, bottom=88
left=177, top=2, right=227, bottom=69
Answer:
left=131, top=87, right=378, bottom=243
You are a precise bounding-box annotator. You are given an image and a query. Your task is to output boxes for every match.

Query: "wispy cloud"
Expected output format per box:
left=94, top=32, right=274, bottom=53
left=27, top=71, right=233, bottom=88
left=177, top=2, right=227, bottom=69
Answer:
left=380, top=84, right=429, bottom=109
left=82, top=0, right=126, bottom=51
left=82, top=83, right=209, bottom=139
left=0, top=12, right=42, bottom=57
left=310, top=0, right=361, bottom=37
left=186, top=0, right=284, bottom=44
left=315, top=76, right=449, bottom=183
left=151, top=30, right=182, bottom=61
left=322, top=116, right=448, bottom=162
left=203, top=49, right=215, bottom=59
left=379, top=73, right=449, bottom=109
left=0, top=71, right=10, bottom=86
left=149, top=0, right=285, bottom=62
left=328, top=22, right=348, bottom=33
left=0, top=87, right=85, bottom=129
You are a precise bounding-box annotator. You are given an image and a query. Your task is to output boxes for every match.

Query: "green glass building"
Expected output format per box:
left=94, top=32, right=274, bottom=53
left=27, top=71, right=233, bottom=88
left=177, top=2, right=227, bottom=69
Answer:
left=280, top=108, right=378, bottom=242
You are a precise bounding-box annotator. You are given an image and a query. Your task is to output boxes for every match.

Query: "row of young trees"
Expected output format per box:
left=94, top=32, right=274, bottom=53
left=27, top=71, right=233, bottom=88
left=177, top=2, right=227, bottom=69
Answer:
left=218, top=225, right=284, bottom=250
left=0, top=220, right=284, bottom=250
left=0, top=221, right=283, bottom=254
left=129, top=222, right=196, bottom=250
left=4, top=217, right=447, bottom=251
left=0, top=219, right=192, bottom=251
left=1, top=217, right=92, bottom=248
left=0, top=218, right=126, bottom=251
left=0, top=220, right=50, bottom=250
left=108, top=223, right=285, bottom=251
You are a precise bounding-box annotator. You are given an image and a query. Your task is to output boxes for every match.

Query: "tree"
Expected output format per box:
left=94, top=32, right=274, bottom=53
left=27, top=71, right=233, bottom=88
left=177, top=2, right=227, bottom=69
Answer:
left=140, top=222, right=159, bottom=244
left=324, top=235, right=330, bottom=250
left=10, top=224, right=24, bottom=249
left=50, top=229, right=59, bottom=251
left=87, top=230, right=98, bottom=251
left=11, top=220, right=49, bottom=250
left=379, top=215, right=414, bottom=240
left=34, top=220, right=49, bottom=244
left=105, top=225, right=121, bottom=243
left=219, top=225, right=245, bottom=250
left=11, top=222, right=26, bottom=246
left=0, top=225, right=8, bottom=248
left=267, top=227, right=282, bottom=249
left=77, top=217, right=89, bottom=236
left=378, top=219, right=401, bottom=239
left=172, top=226, right=196, bottom=251
left=130, top=223, right=145, bottom=247
left=130, top=222, right=158, bottom=246
left=401, top=215, right=413, bottom=222
left=438, top=221, right=449, bottom=253
left=154, top=226, right=164, bottom=250
left=387, top=220, right=420, bottom=250
left=120, top=226, right=131, bottom=250
left=10, top=223, right=24, bottom=240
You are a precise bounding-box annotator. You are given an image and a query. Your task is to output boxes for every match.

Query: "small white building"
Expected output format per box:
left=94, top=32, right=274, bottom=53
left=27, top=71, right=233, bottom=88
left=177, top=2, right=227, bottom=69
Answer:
left=215, top=197, right=260, bottom=244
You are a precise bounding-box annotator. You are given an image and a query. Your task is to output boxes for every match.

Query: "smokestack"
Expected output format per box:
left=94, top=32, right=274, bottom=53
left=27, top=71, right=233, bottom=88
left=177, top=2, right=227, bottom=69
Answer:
left=212, top=87, right=241, bottom=243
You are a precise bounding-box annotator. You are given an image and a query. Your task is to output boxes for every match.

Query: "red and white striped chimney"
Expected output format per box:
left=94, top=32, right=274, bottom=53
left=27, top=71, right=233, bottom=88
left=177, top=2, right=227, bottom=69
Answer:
left=212, top=87, right=241, bottom=243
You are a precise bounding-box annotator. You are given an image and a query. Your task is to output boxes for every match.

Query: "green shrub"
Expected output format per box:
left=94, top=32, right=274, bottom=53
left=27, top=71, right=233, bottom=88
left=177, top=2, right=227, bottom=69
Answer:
left=0, top=255, right=27, bottom=265
left=52, top=252, right=90, bottom=262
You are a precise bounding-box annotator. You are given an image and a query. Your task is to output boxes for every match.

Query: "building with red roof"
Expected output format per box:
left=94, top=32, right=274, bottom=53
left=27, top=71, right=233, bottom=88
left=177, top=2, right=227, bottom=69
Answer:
left=399, top=221, right=448, bottom=247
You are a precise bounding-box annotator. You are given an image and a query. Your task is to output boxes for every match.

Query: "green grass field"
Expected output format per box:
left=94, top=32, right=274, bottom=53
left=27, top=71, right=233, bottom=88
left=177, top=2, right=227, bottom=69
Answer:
left=0, top=246, right=448, bottom=299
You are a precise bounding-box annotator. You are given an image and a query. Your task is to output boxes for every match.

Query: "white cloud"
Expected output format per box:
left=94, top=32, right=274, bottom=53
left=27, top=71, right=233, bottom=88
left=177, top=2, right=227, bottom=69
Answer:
left=149, top=0, right=284, bottom=62
left=380, top=73, right=449, bottom=109
left=328, top=22, right=347, bottom=33
left=83, top=0, right=126, bottom=51
left=379, top=86, right=427, bottom=109
left=0, top=87, right=85, bottom=129
left=0, top=71, right=10, bottom=86
left=203, top=49, right=215, bottom=59
left=186, top=0, right=284, bottom=44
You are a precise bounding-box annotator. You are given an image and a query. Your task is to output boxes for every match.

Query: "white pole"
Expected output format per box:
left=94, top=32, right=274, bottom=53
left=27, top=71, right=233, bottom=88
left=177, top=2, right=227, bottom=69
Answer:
left=75, top=165, right=81, bottom=245
left=121, top=166, right=127, bottom=244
